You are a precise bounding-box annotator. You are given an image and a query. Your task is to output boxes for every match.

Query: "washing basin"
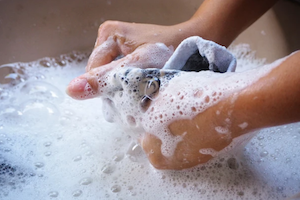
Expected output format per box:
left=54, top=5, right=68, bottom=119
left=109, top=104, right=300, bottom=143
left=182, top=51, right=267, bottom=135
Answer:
left=0, top=0, right=300, bottom=199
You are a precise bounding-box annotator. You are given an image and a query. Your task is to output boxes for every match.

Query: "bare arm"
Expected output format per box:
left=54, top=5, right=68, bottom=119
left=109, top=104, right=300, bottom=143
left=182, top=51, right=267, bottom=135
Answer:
left=142, top=52, right=300, bottom=169
left=187, top=0, right=278, bottom=46
left=230, top=51, right=300, bottom=136
left=67, top=0, right=289, bottom=170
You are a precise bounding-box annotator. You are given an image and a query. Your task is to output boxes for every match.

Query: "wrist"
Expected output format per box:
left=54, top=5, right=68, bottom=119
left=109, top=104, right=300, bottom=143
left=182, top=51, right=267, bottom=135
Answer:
left=172, top=18, right=232, bottom=48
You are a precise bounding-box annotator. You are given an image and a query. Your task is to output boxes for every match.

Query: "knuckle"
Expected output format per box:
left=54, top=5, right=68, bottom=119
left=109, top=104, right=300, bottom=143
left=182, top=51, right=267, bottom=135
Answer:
left=95, top=21, right=120, bottom=47
left=98, top=20, right=121, bottom=36
left=96, top=21, right=127, bottom=47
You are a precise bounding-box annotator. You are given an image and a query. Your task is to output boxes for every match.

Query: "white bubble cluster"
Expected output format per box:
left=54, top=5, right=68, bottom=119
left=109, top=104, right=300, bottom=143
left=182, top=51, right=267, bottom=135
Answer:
left=0, top=47, right=299, bottom=200
left=97, top=40, right=286, bottom=158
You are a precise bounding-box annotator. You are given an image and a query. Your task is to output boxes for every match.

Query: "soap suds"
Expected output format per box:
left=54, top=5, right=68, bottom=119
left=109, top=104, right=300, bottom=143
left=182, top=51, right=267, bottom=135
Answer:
left=239, top=122, right=249, bottom=130
left=0, top=46, right=299, bottom=199
left=89, top=39, right=287, bottom=158
left=215, top=126, right=230, bottom=134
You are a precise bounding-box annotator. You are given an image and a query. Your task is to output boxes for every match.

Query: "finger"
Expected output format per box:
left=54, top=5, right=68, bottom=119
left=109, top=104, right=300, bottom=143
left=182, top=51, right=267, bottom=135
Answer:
left=87, top=39, right=173, bottom=72
left=140, top=133, right=170, bottom=169
left=66, top=51, right=143, bottom=100
left=66, top=62, right=116, bottom=100
left=67, top=43, right=173, bottom=100
left=86, top=36, right=120, bottom=71
left=115, top=43, right=173, bottom=70
left=66, top=50, right=140, bottom=100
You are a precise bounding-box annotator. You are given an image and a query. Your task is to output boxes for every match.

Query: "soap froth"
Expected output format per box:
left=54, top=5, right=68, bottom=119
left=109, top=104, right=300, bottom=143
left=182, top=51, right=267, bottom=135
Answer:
left=93, top=42, right=287, bottom=158
left=0, top=47, right=299, bottom=199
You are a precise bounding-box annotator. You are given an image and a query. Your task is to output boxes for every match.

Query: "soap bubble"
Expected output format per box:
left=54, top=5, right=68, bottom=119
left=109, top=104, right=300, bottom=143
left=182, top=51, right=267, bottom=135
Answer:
left=112, top=153, right=124, bottom=162
left=72, top=190, right=82, bottom=197
left=111, top=185, right=121, bottom=193
left=34, top=162, right=44, bottom=168
left=79, top=177, right=93, bottom=185
left=19, top=81, right=64, bottom=104
left=39, top=60, right=52, bottom=68
left=1, top=49, right=299, bottom=200
left=0, top=88, right=11, bottom=101
left=18, top=100, right=60, bottom=123
left=48, top=191, right=59, bottom=198
left=126, top=142, right=147, bottom=163
left=0, top=65, right=24, bottom=85
left=101, top=163, right=115, bottom=174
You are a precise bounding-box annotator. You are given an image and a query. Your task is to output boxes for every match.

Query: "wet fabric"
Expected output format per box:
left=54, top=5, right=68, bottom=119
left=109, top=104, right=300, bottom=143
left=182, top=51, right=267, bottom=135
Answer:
left=163, top=36, right=236, bottom=73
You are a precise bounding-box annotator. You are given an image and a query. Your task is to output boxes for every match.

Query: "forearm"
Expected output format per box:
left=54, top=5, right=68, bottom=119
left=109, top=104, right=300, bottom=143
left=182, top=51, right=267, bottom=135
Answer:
left=230, top=51, right=300, bottom=137
left=176, top=0, right=278, bottom=47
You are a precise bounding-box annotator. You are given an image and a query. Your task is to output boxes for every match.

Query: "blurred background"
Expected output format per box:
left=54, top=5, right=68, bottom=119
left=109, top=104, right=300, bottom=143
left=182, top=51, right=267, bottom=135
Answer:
left=0, top=0, right=299, bottom=66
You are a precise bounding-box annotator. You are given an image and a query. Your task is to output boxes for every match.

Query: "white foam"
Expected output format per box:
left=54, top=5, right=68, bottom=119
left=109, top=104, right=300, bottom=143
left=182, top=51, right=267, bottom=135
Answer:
left=95, top=41, right=288, bottom=158
left=238, top=122, right=249, bottom=130
left=215, top=126, right=230, bottom=134
left=0, top=47, right=299, bottom=200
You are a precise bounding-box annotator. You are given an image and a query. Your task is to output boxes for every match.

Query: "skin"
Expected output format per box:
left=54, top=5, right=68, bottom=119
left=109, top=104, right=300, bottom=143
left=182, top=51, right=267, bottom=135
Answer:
left=66, top=0, right=300, bottom=169
left=86, top=0, right=278, bottom=71
left=142, top=52, right=300, bottom=169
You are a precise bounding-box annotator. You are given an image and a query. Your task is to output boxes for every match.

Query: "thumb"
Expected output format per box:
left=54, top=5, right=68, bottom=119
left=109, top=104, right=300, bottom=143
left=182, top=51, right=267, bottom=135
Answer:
left=67, top=42, right=174, bottom=100
left=66, top=63, right=115, bottom=100
left=140, top=133, right=170, bottom=169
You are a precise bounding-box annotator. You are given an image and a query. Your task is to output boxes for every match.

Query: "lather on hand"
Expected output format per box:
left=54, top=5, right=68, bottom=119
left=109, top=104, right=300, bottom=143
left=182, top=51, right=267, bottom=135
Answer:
left=66, top=0, right=300, bottom=169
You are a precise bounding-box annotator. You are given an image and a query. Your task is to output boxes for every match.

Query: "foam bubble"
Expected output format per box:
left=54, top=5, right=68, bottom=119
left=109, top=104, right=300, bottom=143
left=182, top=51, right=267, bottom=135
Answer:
left=0, top=47, right=299, bottom=200
left=97, top=43, right=286, bottom=158
left=19, top=81, right=64, bottom=103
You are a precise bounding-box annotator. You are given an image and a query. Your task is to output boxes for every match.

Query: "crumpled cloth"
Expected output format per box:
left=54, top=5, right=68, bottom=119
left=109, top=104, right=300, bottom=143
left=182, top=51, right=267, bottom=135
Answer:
left=163, top=36, right=236, bottom=72
left=101, top=36, right=236, bottom=123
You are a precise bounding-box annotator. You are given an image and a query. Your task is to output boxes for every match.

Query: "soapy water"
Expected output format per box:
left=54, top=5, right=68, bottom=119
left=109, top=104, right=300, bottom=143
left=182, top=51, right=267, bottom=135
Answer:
left=75, top=37, right=285, bottom=160
left=0, top=47, right=299, bottom=199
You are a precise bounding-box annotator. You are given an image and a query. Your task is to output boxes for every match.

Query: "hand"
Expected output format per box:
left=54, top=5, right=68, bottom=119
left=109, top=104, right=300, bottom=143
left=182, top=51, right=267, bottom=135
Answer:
left=66, top=29, right=242, bottom=170
left=85, top=20, right=192, bottom=72
left=66, top=43, right=173, bottom=99
left=139, top=72, right=239, bottom=170
left=140, top=51, right=300, bottom=170
left=67, top=64, right=249, bottom=170
left=86, top=0, right=278, bottom=72
left=65, top=0, right=283, bottom=170
left=67, top=51, right=300, bottom=170
left=71, top=20, right=192, bottom=99
left=140, top=113, right=234, bottom=170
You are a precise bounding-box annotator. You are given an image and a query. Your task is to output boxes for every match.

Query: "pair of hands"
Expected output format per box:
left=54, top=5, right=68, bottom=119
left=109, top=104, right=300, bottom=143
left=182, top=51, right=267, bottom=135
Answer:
left=66, top=21, right=242, bottom=170
left=66, top=0, right=287, bottom=170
